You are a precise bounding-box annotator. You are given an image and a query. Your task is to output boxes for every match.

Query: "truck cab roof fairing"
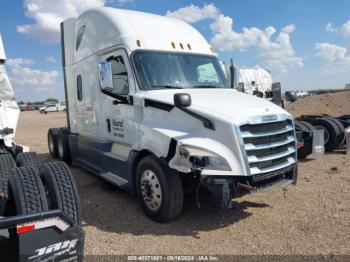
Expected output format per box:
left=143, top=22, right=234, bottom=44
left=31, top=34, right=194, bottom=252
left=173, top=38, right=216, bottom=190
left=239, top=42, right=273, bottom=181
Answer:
left=70, top=7, right=214, bottom=64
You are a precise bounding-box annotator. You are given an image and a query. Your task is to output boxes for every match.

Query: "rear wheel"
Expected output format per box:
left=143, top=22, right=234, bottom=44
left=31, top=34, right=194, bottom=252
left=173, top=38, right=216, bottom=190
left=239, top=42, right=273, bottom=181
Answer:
left=8, top=166, right=48, bottom=215
left=16, top=152, right=41, bottom=172
left=136, top=155, right=183, bottom=222
left=325, top=117, right=345, bottom=147
left=40, top=161, right=81, bottom=225
left=48, top=128, right=59, bottom=159
left=57, top=128, right=71, bottom=163
left=0, top=154, right=16, bottom=215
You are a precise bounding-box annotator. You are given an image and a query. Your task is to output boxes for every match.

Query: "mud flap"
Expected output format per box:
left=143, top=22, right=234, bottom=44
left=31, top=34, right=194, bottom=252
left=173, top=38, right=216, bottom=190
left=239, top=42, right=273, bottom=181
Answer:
left=19, top=225, right=83, bottom=262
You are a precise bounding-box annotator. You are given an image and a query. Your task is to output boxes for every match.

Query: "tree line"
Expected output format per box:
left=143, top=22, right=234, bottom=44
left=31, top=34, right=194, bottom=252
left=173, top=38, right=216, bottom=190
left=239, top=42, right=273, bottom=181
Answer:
left=17, top=98, right=60, bottom=105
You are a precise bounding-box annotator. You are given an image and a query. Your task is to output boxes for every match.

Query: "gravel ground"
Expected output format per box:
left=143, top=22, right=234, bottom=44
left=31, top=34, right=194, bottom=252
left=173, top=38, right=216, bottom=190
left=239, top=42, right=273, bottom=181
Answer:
left=15, top=110, right=350, bottom=256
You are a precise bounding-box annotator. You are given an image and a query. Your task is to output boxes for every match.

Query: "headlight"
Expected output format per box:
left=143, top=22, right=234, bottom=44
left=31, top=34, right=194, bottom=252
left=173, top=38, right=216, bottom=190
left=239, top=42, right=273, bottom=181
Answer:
left=179, top=145, right=231, bottom=171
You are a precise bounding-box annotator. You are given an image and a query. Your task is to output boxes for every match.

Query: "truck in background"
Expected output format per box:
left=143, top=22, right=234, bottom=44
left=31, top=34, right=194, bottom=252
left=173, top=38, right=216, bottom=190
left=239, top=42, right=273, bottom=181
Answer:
left=49, top=7, right=298, bottom=222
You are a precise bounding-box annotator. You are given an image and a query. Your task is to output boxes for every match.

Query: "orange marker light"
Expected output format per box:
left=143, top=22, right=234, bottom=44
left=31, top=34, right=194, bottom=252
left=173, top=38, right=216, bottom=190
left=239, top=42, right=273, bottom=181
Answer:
left=180, top=43, right=184, bottom=50
left=136, top=40, right=141, bottom=47
left=187, top=44, right=192, bottom=50
left=171, top=42, right=176, bottom=49
left=210, top=47, right=215, bottom=53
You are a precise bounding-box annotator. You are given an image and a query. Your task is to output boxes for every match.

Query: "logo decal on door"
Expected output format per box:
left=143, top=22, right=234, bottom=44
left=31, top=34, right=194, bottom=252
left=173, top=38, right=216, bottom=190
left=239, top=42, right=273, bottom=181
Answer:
left=112, top=119, right=124, bottom=138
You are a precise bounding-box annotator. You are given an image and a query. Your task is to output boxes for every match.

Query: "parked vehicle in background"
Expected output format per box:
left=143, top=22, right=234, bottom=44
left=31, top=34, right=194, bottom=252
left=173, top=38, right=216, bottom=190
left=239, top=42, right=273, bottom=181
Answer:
left=58, top=101, right=66, bottom=111
left=39, top=103, right=59, bottom=114
left=19, top=104, right=35, bottom=111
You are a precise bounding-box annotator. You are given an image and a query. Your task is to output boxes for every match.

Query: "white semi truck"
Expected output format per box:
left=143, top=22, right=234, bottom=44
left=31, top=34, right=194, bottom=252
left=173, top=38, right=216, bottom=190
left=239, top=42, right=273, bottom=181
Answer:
left=49, top=7, right=298, bottom=222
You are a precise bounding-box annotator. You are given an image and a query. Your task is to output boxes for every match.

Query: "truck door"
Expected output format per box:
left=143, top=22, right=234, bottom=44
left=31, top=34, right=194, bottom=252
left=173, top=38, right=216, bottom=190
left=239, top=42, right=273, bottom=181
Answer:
left=99, top=49, right=138, bottom=171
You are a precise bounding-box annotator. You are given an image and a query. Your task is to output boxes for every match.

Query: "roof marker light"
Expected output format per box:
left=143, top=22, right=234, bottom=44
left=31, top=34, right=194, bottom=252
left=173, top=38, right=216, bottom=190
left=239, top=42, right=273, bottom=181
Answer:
left=179, top=43, right=184, bottom=50
left=136, top=40, right=141, bottom=47
left=187, top=44, right=192, bottom=50
left=210, top=47, right=215, bottom=53
left=171, top=42, right=176, bottom=49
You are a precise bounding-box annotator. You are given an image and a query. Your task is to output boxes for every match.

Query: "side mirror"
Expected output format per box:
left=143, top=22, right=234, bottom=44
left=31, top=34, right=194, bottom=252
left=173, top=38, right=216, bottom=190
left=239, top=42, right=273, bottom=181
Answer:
left=174, top=93, right=191, bottom=108
left=98, top=62, right=113, bottom=92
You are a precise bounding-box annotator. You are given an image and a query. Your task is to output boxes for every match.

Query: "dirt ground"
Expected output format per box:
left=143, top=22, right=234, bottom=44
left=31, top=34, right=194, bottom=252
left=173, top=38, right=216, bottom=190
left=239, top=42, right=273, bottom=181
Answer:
left=288, top=91, right=350, bottom=117
left=15, top=96, right=350, bottom=256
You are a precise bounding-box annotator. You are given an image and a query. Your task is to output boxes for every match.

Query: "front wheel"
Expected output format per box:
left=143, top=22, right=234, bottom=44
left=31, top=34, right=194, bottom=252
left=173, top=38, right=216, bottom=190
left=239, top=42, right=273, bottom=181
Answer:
left=136, top=155, right=183, bottom=222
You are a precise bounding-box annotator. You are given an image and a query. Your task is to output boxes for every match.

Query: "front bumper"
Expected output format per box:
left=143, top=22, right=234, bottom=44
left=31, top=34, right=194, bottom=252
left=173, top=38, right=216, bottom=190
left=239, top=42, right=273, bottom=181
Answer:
left=201, top=163, right=298, bottom=209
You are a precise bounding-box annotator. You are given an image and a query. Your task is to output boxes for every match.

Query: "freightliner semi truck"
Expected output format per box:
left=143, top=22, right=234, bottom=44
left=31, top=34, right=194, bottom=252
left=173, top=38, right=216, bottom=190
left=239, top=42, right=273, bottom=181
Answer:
left=49, top=7, right=298, bottom=222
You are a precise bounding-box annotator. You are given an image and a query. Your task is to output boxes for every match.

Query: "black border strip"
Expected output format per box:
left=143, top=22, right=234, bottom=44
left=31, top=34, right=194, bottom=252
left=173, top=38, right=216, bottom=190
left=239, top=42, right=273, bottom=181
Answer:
left=144, top=99, right=174, bottom=112
left=60, top=22, right=71, bottom=132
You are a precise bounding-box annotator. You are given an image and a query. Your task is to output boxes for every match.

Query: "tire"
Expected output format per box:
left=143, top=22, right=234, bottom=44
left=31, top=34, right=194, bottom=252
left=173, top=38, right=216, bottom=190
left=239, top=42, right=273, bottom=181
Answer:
left=0, top=154, right=16, bottom=215
left=48, top=128, right=59, bottom=159
left=57, top=128, right=71, bottom=163
left=325, top=117, right=345, bottom=147
left=40, top=161, right=81, bottom=225
left=8, top=166, right=48, bottom=215
left=136, top=155, right=183, bottom=222
left=306, top=118, right=338, bottom=152
left=338, top=119, right=350, bottom=128
left=339, top=114, right=350, bottom=121
left=16, top=152, right=41, bottom=172
left=298, top=121, right=315, bottom=132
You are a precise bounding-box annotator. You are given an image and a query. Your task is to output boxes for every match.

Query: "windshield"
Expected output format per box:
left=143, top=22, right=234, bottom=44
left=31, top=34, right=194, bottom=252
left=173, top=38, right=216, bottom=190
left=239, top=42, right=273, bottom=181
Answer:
left=133, top=51, right=228, bottom=90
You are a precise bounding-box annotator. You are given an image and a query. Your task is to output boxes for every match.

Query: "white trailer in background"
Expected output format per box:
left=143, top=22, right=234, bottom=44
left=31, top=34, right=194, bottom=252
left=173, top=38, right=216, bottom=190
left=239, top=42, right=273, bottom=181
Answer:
left=0, top=34, right=20, bottom=148
left=238, top=67, right=273, bottom=99
left=0, top=34, right=84, bottom=261
left=50, top=7, right=298, bottom=222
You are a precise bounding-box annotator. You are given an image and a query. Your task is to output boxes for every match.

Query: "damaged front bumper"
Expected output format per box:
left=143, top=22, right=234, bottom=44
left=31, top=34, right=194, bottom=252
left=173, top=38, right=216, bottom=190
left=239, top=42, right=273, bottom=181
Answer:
left=200, top=164, right=298, bottom=209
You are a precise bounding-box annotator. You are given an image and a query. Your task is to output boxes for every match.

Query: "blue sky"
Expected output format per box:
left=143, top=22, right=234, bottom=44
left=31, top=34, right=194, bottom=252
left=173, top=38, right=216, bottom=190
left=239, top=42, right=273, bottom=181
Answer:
left=0, top=0, right=349, bottom=101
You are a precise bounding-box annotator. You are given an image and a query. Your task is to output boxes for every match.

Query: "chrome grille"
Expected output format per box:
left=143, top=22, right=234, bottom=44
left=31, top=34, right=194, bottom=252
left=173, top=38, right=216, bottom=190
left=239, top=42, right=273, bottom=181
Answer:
left=240, top=119, right=296, bottom=176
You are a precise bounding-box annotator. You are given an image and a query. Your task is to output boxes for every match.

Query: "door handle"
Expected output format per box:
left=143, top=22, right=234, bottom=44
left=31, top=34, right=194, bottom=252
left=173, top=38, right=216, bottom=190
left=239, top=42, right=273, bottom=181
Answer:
left=106, top=119, right=111, bottom=133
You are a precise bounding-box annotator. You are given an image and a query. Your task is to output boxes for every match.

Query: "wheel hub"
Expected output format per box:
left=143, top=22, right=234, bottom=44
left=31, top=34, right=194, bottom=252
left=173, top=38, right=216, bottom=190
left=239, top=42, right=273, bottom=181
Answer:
left=140, top=170, right=162, bottom=211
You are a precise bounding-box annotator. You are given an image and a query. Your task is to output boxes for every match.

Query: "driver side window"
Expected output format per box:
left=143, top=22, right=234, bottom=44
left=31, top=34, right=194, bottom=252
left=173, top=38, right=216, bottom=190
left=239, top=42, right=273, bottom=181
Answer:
left=111, top=56, right=129, bottom=95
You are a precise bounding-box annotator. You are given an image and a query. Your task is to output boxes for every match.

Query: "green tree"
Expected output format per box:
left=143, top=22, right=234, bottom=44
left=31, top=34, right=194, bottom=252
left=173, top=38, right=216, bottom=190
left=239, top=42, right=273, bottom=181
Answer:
left=46, top=98, right=59, bottom=103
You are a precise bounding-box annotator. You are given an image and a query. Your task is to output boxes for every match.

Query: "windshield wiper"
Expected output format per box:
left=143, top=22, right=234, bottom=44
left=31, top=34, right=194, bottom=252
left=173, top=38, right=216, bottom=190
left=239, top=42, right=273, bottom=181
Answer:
left=151, top=85, right=184, bottom=89
left=192, top=85, right=222, bottom=89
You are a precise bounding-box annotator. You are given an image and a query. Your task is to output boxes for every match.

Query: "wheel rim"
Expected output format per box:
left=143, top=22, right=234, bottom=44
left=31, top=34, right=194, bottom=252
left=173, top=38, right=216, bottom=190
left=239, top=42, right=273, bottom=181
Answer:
left=48, top=133, right=54, bottom=154
left=140, top=170, right=162, bottom=212
left=315, top=125, right=329, bottom=144
left=58, top=136, right=64, bottom=158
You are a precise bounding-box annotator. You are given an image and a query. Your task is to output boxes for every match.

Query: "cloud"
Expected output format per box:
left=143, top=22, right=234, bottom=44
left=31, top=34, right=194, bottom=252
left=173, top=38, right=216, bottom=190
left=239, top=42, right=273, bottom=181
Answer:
left=166, top=3, right=302, bottom=73
left=111, top=0, right=135, bottom=6
left=45, top=56, right=56, bottom=63
left=325, top=20, right=350, bottom=38
left=166, top=3, right=219, bottom=23
left=6, top=57, right=59, bottom=90
left=17, top=0, right=107, bottom=44
left=6, top=58, right=34, bottom=68
left=315, top=42, right=350, bottom=74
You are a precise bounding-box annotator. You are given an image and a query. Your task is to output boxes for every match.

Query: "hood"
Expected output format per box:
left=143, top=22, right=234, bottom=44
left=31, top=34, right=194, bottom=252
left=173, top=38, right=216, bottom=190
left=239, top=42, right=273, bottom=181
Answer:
left=142, top=88, right=291, bottom=124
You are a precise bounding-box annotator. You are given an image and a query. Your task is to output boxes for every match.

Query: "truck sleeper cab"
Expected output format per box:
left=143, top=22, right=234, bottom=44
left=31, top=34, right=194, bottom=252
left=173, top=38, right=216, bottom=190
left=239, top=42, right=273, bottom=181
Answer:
left=53, top=7, right=298, bottom=222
